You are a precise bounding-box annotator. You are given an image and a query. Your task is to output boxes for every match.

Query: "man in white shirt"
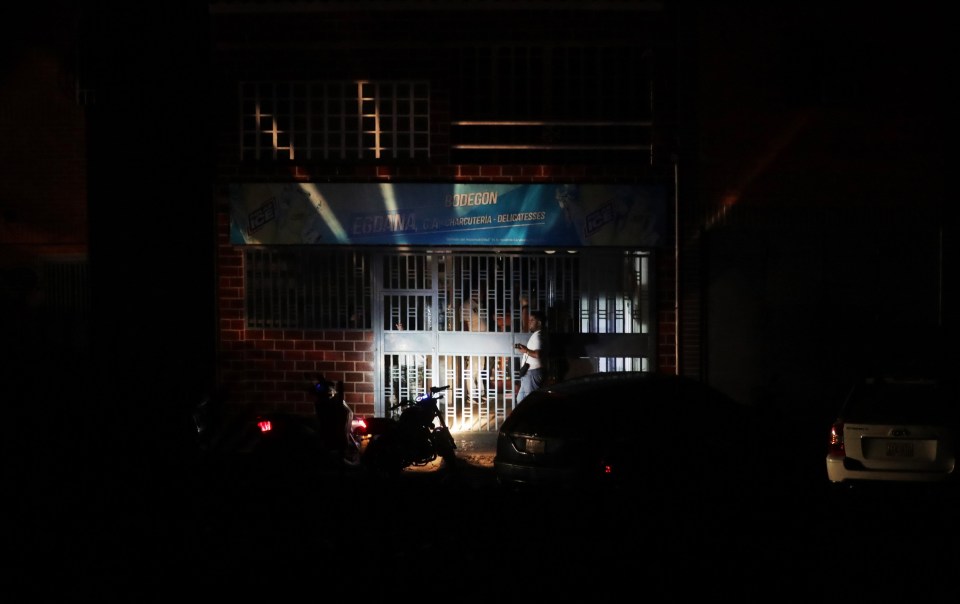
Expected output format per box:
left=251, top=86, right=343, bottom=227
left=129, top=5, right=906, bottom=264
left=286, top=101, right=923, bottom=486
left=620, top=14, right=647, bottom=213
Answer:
left=515, top=310, right=547, bottom=403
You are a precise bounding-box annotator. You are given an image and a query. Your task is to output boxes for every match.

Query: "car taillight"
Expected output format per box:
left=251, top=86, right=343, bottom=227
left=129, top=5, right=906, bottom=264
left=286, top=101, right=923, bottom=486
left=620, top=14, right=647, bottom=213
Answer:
left=828, top=421, right=845, bottom=456
left=258, top=419, right=273, bottom=433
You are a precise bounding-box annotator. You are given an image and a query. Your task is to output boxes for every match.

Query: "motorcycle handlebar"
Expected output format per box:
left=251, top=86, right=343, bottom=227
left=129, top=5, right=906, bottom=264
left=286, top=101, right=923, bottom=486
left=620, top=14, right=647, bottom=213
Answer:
left=390, top=385, right=451, bottom=410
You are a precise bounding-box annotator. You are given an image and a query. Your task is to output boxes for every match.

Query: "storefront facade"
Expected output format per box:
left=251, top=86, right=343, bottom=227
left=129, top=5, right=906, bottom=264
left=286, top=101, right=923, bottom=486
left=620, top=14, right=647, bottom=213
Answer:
left=210, top=1, right=685, bottom=428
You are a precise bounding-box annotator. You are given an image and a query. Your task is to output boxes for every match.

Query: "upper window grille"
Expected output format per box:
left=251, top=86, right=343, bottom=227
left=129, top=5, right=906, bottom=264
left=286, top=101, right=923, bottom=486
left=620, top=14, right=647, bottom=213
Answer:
left=240, top=81, right=430, bottom=161
left=451, top=45, right=654, bottom=164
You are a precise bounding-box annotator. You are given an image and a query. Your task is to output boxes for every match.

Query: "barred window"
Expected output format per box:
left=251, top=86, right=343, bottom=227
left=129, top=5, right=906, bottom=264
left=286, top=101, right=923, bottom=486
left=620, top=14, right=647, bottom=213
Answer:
left=451, top=45, right=654, bottom=164
left=244, top=248, right=372, bottom=329
left=376, top=250, right=651, bottom=336
left=39, top=256, right=90, bottom=317
left=240, top=81, right=430, bottom=161
left=454, top=45, right=651, bottom=121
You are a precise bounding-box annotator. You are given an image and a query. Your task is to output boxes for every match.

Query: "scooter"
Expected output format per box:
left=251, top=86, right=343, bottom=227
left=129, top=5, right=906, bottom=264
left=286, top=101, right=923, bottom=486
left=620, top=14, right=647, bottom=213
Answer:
left=360, top=385, right=457, bottom=476
left=250, top=378, right=362, bottom=479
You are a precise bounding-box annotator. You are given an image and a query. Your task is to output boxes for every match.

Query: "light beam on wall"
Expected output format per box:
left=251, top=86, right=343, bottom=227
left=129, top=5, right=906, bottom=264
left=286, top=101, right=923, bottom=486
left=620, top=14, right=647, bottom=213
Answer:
left=302, top=183, right=348, bottom=242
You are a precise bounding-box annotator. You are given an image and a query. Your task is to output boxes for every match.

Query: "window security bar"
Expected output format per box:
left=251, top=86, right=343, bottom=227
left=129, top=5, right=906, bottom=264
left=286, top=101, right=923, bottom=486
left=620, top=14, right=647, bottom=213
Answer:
left=450, top=119, right=652, bottom=151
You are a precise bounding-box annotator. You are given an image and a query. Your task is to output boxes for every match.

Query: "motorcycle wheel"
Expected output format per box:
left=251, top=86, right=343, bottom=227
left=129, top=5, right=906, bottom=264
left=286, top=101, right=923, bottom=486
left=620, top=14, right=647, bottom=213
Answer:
left=434, top=427, right=457, bottom=459
left=361, top=434, right=406, bottom=476
left=343, top=434, right=362, bottom=465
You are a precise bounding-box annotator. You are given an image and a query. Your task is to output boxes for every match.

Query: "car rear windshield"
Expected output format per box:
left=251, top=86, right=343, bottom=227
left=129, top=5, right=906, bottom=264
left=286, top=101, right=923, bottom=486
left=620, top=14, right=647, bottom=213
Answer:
left=843, top=378, right=959, bottom=424
left=504, top=391, right=581, bottom=433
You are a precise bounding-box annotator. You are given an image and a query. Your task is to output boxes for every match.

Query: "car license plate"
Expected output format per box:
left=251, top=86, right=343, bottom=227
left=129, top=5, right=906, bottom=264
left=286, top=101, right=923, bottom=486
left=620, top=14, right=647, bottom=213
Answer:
left=886, top=441, right=915, bottom=457
left=525, top=437, right=544, bottom=454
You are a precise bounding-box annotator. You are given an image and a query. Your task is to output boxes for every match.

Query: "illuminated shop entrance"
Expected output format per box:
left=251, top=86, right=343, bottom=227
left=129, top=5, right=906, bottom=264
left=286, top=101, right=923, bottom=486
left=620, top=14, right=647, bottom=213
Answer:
left=376, top=250, right=654, bottom=432
left=232, top=182, right=667, bottom=427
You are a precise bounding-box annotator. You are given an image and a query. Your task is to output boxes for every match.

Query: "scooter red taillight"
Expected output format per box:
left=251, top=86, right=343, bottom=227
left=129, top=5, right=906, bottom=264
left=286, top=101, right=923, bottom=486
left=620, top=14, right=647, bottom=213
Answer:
left=258, top=419, right=273, bottom=433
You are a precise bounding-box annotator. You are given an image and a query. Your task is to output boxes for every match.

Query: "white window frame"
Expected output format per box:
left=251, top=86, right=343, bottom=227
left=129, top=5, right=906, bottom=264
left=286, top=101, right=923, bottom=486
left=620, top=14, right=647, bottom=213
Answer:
left=239, top=80, right=430, bottom=161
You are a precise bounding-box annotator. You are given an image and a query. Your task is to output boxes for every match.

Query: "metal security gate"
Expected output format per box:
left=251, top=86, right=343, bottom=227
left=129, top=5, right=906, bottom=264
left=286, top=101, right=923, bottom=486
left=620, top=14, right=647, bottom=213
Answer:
left=378, top=253, right=521, bottom=432
left=374, top=250, right=655, bottom=432
left=241, top=247, right=652, bottom=430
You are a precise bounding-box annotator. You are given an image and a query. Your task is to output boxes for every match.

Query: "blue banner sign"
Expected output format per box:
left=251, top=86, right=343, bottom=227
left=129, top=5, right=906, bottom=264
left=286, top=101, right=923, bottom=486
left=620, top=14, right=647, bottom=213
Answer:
left=229, top=182, right=666, bottom=247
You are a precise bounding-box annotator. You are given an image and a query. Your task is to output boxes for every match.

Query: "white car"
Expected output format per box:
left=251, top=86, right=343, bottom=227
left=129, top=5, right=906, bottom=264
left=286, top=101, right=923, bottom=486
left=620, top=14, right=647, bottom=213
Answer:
left=826, top=375, right=959, bottom=485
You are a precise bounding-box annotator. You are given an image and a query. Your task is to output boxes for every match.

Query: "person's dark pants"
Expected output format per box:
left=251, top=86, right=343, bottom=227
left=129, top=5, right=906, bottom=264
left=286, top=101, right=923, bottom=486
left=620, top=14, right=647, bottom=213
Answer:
left=516, top=367, right=544, bottom=403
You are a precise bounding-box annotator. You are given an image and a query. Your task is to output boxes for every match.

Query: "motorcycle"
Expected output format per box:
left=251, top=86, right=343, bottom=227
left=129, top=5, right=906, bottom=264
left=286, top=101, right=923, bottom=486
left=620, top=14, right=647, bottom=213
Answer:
left=360, top=385, right=458, bottom=476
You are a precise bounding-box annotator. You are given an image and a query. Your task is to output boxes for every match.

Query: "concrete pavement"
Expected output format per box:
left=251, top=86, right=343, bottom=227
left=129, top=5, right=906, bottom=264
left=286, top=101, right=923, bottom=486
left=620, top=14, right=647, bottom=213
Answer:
left=398, top=429, right=498, bottom=473
left=451, top=429, right=497, bottom=467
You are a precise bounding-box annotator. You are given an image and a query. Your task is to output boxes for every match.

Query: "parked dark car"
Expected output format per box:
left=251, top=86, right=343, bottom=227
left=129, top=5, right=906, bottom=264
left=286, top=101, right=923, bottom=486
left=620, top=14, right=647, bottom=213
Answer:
left=494, top=371, right=779, bottom=492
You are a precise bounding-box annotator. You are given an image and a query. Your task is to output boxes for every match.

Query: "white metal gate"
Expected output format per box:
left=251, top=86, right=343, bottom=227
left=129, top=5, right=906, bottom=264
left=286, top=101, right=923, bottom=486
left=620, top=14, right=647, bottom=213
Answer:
left=375, top=250, right=654, bottom=432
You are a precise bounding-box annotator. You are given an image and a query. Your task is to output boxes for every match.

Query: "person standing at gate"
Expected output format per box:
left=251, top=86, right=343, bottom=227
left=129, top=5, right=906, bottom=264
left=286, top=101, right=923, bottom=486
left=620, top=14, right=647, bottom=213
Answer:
left=515, top=310, right=547, bottom=403
left=462, top=297, right=489, bottom=417
left=519, top=295, right=531, bottom=332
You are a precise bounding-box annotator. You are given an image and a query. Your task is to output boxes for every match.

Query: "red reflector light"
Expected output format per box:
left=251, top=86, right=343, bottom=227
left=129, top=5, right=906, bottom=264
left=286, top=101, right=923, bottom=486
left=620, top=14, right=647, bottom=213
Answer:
left=258, top=419, right=272, bottom=433
left=828, top=422, right=845, bottom=455
left=604, top=464, right=612, bottom=474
